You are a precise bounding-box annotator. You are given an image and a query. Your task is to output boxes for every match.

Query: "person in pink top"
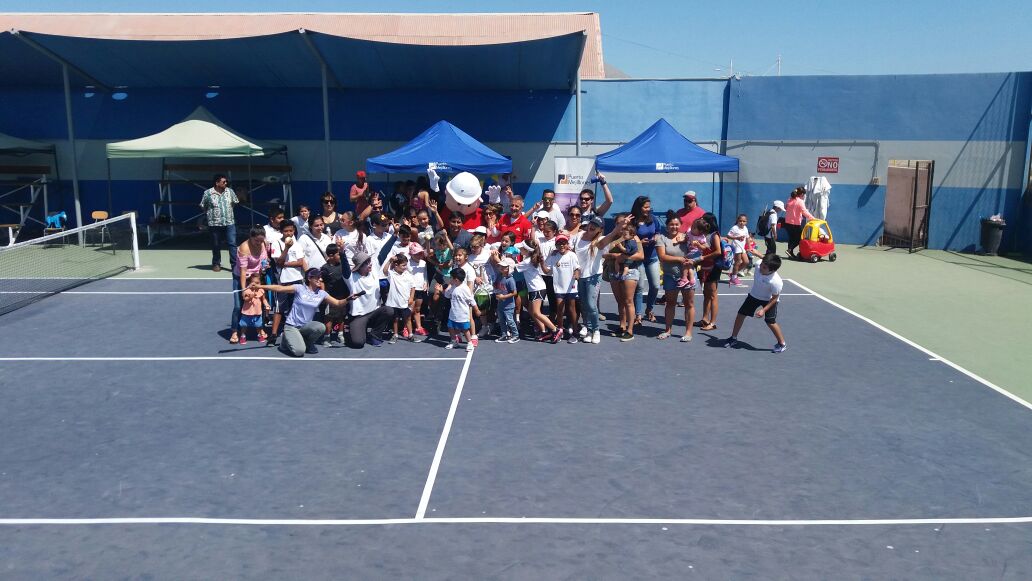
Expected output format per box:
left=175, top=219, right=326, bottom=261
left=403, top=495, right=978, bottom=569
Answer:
left=350, top=170, right=370, bottom=215
left=229, top=226, right=269, bottom=344
left=784, top=186, right=815, bottom=258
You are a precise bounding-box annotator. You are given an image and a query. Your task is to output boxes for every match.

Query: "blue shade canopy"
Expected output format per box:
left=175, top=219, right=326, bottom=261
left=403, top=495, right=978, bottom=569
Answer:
left=1, top=29, right=585, bottom=91
left=366, top=120, right=512, bottom=174
left=596, top=119, right=739, bottom=173
left=307, top=31, right=585, bottom=91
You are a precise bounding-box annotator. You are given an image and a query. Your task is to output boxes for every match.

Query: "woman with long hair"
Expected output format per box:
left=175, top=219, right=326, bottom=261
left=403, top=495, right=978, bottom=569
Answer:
left=784, top=186, right=815, bottom=258
left=229, top=226, right=269, bottom=344
left=629, top=195, right=664, bottom=325
left=604, top=214, right=645, bottom=341
left=318, top=192, right=343, bottom=235
left=575, top=215, right=625, bottom=343
left=694, top=212, right=724, bottom=332
left=655, top=214, right=696, bottom=342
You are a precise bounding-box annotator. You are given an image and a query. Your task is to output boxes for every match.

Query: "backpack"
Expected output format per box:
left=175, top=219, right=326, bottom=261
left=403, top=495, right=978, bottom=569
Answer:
left=756, top=208, right=775, bottom=237
left=718, top=238, right=735, bottom=270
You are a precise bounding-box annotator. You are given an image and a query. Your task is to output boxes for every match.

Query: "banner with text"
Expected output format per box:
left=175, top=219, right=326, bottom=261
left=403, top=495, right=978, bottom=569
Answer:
left=553, top=157, right=597, bottom=211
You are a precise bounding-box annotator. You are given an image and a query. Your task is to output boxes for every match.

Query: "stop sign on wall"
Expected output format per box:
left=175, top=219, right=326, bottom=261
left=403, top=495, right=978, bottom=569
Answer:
left=817, top=157, right=839, bottom=173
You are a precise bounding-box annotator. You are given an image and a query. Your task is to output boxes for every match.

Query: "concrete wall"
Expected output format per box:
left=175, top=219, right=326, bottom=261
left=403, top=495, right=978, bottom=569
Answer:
left=2, top=73, right=1029, bottom=252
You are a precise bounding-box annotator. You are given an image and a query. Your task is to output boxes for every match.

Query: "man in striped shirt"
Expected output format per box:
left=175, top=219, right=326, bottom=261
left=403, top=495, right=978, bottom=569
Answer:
left=200, top=174, right=239, bottom=272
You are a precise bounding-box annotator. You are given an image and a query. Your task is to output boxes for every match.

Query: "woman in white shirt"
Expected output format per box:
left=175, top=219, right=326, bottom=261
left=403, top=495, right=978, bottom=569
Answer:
left=574, top=216, right=625, bottom=344
left=346, top=251, right=394, bottom=348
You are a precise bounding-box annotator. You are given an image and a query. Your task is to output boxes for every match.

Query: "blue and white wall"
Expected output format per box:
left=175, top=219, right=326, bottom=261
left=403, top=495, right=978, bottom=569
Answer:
left=726, top=73, right=1032, bottom=251
left=1, top=71, right=1029, bottom=252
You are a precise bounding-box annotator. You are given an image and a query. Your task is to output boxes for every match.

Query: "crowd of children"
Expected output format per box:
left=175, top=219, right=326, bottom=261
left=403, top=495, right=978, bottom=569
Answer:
left=230, top=172, right=791, bottom=356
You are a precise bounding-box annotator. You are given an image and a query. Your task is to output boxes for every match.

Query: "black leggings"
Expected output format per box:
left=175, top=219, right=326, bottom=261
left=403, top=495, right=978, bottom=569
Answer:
left=347, top=306, right=393, bottom=348
left=785, top=223, right=803, bottom=254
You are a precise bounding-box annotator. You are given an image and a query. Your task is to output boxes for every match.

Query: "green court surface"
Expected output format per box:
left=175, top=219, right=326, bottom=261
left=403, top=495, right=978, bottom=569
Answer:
left=124, top=242, right=1032, bottom=404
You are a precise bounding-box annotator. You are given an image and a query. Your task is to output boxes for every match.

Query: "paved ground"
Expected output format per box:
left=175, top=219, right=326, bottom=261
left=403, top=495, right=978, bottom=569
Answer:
left=128, top=241, right=1032, bottom=403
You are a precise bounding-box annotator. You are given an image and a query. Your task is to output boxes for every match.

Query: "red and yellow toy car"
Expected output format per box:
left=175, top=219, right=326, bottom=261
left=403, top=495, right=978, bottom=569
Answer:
left=799, top=219, right=837, bottom=263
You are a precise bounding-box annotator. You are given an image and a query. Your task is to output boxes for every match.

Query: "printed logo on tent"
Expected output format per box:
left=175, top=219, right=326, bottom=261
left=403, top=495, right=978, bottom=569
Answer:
left=655, top=162, right=680, bottom=171
left=429, top=162, right=452, bottom=172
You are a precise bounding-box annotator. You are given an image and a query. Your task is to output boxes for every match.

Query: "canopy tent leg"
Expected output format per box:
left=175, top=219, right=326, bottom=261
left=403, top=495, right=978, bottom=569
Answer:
left=735, top=172, right=740, bottom=218
left=62, top=64, right=84, bottom=241
left=248, top=157, right=254, bottom=227
left=106, top=157, right=112, bottom=217
left=284, top=150, right=294, bottom=216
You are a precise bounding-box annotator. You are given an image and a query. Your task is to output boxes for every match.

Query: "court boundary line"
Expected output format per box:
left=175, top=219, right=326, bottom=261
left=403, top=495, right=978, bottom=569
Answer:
left=1, top=515, right=1030, bottom=527
left=415, top=348, right=475, bottom=519
left=0, top=356, right=466, bottom=362
left=786, top=278, right=1032, bottom=412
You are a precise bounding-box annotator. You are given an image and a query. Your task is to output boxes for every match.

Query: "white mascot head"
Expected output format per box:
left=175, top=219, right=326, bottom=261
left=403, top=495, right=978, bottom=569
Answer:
left=444, top=171, right=482, bottom=216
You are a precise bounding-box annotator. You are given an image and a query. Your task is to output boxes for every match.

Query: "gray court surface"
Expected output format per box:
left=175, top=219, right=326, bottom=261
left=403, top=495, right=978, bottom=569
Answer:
left=1, top=277, right=1030, bottom=579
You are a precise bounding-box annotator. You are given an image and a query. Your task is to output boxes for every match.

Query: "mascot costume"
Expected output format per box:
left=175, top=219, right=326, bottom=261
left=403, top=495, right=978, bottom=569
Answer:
left=429, top=167, right=483, bottom=232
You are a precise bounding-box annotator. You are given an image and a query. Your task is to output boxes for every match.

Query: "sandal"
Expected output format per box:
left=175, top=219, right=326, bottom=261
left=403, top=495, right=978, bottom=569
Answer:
left=645, top=311, right=657, bottom=323
left=680, top=334, right=693, bottom=342
left=229, top=332, right=239, bottom=344
left=657, top=331, right=671, bottom=340
left=633, top=316, right=642, bottom=326
left=700, top=323, right=718, bottom=331
left=693, top=319, right=709, bottom=328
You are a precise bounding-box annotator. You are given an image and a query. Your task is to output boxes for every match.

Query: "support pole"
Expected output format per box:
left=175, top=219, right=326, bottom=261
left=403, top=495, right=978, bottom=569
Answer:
left=322, top=64, right=332, bottom=194
left=129, top=211, right=141, bottom=270
left=575, top=73, right=582, bottom=156
left=62, top=64, right=84, bottom=242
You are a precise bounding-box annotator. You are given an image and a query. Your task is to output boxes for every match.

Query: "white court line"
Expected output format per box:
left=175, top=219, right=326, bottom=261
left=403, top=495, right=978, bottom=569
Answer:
left=0, top=291, right=236, bottom=295
left=0, top=356, right=465, bottom=362
left=786, top=278, right=1032, bottom=412
left=416, top=348, right=475, bottom=519
left=598, top=292, right=813, bottom=296
left=1, top=515, right=1030, bottom=527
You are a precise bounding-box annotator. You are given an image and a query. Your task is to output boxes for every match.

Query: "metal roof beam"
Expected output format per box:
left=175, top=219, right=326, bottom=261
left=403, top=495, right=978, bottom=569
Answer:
left=297, top=28, right=343, bottom=89
left=10, top=29, right=112, bottom=92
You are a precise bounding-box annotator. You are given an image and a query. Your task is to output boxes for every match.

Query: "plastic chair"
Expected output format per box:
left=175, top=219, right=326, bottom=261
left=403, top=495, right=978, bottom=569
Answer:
left=90, top=210, right=110, bottom=245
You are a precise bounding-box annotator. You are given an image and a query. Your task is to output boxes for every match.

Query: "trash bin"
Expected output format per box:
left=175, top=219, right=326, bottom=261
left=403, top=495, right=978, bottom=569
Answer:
left=979, top=218, right=1006, bottom=255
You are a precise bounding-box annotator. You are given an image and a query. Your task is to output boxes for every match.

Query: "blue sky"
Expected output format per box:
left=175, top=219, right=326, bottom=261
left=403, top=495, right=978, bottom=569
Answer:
left=8, top=0, right=1032, bottom=78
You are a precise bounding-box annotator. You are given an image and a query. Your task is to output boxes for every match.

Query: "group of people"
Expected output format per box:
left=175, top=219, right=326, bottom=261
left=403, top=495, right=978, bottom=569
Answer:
left=202, top=171, right=795, bottom=356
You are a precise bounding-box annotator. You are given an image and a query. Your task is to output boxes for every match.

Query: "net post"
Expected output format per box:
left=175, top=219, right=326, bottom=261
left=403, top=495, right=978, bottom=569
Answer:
left=129, top=211, right=140, bottom=270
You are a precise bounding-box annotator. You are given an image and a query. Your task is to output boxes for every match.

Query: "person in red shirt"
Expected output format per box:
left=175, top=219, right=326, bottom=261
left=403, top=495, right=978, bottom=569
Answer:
left=676, top=191, right=705, bottom=234
left=498, top=194, right=534, bottom=243
left=350, top=170, right=370, bottom=215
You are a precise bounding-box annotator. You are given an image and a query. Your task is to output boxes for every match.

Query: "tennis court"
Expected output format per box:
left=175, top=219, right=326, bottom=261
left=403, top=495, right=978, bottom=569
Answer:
left=2, top=262, right=1031, bottom=578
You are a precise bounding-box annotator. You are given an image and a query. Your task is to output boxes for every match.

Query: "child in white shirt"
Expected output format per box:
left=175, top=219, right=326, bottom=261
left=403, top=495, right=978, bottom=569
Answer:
left=291, top=205, right=312, bottom=238
left=541, top=234, right=581, bottom=343
left=383, top=254, right=416, bottom=342
left=726, top=213, right=750, bottom=287
left=725, top=254, right=788, bottom=353
left=443, top=268, right=480, bottom=352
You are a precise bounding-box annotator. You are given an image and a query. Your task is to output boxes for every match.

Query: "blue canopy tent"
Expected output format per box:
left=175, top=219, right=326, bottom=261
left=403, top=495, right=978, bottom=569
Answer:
left=366, top=120, right=512, bottom=175
left=596, top=118, right=740, bottom=224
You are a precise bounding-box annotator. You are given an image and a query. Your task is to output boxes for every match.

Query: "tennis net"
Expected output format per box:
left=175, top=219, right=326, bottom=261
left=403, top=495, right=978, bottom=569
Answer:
left=0, top=213, right=140, bottom=316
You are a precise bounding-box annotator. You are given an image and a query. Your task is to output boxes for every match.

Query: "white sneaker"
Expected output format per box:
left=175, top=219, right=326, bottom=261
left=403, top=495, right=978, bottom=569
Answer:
left=568, top=335, right=578, bottom=344
left=444, top=342, right=455, bottom=350
left=591, top=330, right=601, bottom=344
left=579, top=327, right=588, bottom=338
left=465, top=342, right=475, bottom=352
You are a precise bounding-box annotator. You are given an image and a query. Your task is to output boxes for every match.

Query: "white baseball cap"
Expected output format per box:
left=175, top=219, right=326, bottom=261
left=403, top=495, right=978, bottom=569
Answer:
left=772, top=200, right=786, bottom=211
left=534, top=210, right=550, bottom=219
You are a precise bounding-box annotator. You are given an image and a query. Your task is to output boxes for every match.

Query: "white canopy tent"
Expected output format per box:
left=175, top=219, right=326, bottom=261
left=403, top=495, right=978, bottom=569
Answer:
left=105, top=106, right=292, bottom=244
left=0, top=132, right=57, bottom=156
left=106, top=106, right=287, bottom=159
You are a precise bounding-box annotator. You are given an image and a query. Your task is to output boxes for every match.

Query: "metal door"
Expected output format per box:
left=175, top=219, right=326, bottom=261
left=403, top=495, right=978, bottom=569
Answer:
left=882, top=160, right=933, bottom=252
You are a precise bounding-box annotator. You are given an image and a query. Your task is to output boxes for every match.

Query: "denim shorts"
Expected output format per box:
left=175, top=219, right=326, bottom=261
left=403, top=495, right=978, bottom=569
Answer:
left=238, top=314, right=263, bottom=328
